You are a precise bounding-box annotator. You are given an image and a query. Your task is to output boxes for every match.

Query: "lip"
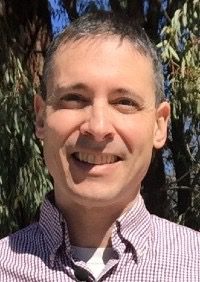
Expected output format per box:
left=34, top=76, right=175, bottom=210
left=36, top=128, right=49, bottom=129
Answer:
left=69, top=153, right=121, bottom=176
left=73, top=152, right=120, bottom=164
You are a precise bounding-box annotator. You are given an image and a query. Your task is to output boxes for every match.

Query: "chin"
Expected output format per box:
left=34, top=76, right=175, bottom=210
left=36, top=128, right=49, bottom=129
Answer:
left=68, top=181, right=130, bottom=209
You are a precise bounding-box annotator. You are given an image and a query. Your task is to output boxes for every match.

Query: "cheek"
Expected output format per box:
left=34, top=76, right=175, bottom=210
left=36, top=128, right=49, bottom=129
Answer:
left=44, top=110, right=82, bottom=144
left=115, top=115, right=155, bottom=152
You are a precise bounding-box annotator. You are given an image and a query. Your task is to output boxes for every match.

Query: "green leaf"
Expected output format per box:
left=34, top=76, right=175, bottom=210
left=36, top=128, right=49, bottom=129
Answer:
left=169, top=46, right=180, bottom=61
left=183, top=2, right=187, bottom=16
left=182, top=14, right=187, bottom=27
left=181, top=59, right=186, bottom=77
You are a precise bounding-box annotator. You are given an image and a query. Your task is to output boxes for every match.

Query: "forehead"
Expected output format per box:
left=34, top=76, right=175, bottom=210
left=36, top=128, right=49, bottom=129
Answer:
left=52, top=35, right=153, bottom=67
left=54, top=36, right=152, bottom=65
left=47, top=37, right=155, bottom=101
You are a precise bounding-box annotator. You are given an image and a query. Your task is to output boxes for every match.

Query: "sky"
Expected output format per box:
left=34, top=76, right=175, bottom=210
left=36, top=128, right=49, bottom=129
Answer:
left=48, top=0, right=69, bottom=34
left=49, top=0, right=169, bottom=34
left=48, top=0, right=111, bottom=35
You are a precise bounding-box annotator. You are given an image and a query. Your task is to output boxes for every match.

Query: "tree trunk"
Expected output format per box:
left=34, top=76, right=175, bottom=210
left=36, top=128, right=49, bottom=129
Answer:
left=62, top=0, right=78, bottom=22
left=142, top=150, right=167, bottom=217
left=171, top=111, right=192, bottom=215
left=3, top=0, right=52, bottom=87
left=145, top=0, right=161, bottom=42
left=0, top=0, right=52, bottom=233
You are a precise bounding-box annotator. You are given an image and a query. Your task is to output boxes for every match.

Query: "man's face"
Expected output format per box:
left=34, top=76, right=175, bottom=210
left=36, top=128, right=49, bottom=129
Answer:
left=35, top=37, right=170, bottom=209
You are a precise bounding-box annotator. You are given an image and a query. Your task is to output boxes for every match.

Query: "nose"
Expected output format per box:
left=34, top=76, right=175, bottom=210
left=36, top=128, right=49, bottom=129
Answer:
left=80, top=104, right=114, bottom=142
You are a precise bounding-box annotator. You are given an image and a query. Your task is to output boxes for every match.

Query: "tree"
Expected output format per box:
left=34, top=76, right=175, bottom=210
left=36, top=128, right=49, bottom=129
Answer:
left=158, top=0, right=200, bottom=227
left=0, top=0, right=52, bottom=237
left=0, top=0, right=199, bottom=238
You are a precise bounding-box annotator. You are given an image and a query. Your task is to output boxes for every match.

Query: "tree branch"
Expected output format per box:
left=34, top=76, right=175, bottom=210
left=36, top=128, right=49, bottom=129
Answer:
left=109, top=0, right=123, bottom=14
left=61, top=0, right=78, bottom=22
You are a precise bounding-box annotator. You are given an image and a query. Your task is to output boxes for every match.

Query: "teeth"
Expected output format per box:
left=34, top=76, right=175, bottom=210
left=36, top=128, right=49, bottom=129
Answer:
left=74, top=152, right=118, bottom=165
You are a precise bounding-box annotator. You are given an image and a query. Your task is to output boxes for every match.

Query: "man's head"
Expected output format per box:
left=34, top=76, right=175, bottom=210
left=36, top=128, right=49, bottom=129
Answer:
left=41, top=11, right=164, bottom=105
left=35, top=11, right=170, bottom=211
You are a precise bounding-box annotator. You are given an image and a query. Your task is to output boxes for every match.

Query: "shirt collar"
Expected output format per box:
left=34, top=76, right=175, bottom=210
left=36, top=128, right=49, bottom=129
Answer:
left=39, top=191, right=71, bottom=259
left=111, top=194, right=151, bottom=261
left=39, top=192, right=151, bottom=265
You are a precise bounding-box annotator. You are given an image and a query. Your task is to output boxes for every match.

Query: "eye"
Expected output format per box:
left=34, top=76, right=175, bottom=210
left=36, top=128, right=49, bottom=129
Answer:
left=60, top=94, right=89, bottom=109
left=111, top=98, right=142, bottom=113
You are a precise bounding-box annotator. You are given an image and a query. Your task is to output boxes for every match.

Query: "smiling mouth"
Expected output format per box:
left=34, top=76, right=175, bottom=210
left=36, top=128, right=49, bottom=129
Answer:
left=72, top=152, right=121, bottom=165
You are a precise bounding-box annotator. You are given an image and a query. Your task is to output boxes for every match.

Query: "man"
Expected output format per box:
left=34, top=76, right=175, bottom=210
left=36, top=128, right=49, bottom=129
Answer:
left=0, top=11, right=199, bottom=282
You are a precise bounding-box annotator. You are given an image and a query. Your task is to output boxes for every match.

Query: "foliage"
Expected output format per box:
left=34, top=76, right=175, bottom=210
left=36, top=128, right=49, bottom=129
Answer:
left=159, top=0, right=199, bottom=118
left=0, top=12, right=52, bottom=238
left=0, top=0, right=199, bottom=238
left=158, top=0, right=200, bottom=227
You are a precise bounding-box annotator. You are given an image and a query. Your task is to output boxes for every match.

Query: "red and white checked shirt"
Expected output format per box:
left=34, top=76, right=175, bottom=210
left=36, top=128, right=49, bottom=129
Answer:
left=0, top=192, right=199, bottom=281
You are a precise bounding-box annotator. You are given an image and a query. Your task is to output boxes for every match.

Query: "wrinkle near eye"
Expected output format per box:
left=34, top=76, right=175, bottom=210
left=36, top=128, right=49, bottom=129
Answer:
left=59, top=94, right=90, bottom=109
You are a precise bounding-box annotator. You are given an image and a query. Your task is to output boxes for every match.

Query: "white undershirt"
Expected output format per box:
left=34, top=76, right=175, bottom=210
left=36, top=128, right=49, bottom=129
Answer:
left=72, top=246, right=114, bottom=279
left=71, top=195, right=141, bottom=279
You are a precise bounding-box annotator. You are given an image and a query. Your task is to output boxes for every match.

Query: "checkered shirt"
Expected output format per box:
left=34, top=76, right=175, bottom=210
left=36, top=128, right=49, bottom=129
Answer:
left=0, top=192, right=199, bottom=281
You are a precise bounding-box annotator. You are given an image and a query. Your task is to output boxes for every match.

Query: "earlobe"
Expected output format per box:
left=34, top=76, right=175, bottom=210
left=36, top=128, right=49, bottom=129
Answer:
left=153, top=102, right=170, bottom=149
left=34, top=95, right=46, bottom=139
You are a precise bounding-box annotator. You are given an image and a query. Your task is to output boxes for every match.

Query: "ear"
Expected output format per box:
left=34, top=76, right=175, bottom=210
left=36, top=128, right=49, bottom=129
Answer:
left=34, top=95, right=46, bottom=139
left=153, top=102, right=170, bottom=149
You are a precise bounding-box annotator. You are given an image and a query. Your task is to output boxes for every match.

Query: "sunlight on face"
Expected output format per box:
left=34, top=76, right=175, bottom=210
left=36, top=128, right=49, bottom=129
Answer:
left=35, top=37, right=170, bottom=210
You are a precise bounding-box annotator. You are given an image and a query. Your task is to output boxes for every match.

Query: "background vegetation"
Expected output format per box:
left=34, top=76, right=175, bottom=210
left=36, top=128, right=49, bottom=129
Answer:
left=0, top=0, right=199, bottom=238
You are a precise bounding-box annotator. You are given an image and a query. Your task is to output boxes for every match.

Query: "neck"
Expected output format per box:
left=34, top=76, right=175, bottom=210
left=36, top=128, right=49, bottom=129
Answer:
left=56, top=195, right=139, bottom=248
left=64, top=205, right=120, bottom=248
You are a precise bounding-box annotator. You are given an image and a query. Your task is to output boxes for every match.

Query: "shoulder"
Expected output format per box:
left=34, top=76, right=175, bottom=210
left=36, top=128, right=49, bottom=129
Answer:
left=151, top=213, right=200, bottom=236
left=151, top=214, right=200, bottom=252
left=0, top=223, right=51, bottom=281
left=0, top=222, right=44, bottom=256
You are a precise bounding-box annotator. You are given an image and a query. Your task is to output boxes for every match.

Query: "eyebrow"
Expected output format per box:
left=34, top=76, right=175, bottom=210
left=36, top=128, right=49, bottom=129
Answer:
left=47, top=83, right=90, bottom=103
left=112, top=88, right=145, bottom=104
left=48, top=82, right=145, bottom=105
